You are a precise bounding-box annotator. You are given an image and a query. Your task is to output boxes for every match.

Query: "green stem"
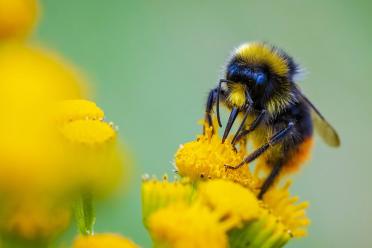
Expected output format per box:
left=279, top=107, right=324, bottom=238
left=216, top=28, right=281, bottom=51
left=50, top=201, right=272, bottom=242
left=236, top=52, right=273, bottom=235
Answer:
left=75, top=192, right=96, bottom=235
left=0, top=235, right=50, bottom=248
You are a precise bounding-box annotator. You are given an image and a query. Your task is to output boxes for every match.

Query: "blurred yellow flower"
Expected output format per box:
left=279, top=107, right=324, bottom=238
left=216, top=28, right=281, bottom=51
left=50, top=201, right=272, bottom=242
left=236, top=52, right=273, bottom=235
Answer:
left=60, top=119, right=116, bottom=146
left=0, top=196, right=71, bottom=241
left=72, top=233, right=139, bottom=248
left=141, top=176, right=194, bottom=225
left=55, top=99, right=104, bottom=124
left=0, top=42, right=87, bottom=194
left=59, top=118, right=124, bottom=197
left=148, top=203, right=228, bottom=248
left=0, top=3, right=128, bottom=246
left=0, top=41, right=126, bottom=245
left=0, top=0, right=39, bottom=40
left=53, top=99, right=126, bottom=236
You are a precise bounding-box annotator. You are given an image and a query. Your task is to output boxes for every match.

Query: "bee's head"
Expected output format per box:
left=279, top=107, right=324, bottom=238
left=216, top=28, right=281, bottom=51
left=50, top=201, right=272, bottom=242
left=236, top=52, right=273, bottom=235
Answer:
left=224, top=42, right=301, bottom=114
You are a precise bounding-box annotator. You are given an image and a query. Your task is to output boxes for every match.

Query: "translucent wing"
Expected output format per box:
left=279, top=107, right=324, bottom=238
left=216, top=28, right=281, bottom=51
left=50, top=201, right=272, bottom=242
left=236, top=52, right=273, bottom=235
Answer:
left=300, top=93, right=340, bottom=147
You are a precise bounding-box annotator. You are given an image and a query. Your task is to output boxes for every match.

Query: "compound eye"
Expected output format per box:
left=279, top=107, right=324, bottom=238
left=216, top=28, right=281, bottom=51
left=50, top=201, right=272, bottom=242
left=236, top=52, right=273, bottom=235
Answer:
left=244, top=68, right=253, bottom=78
left=254, top=72, right=267, bottom=85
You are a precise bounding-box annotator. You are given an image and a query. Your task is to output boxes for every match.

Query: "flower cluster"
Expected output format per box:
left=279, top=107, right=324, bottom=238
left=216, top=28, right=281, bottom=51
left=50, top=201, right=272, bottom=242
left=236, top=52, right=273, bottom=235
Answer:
left=142, top=123, right=310, bottom=248
left=0, top=1, right=137, bottom=247
left=0, top=1, right=312, bottom=247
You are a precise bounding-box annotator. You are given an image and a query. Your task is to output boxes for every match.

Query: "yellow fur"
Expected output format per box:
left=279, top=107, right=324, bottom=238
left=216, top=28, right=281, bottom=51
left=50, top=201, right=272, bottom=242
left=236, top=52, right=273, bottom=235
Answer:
left=250, top=124, right=284, bottom=166
left=227, top=84, right=246, bottom=107
left=236, top=43, right=289, bottom=77
left=266, top=93, right=293, bottom=116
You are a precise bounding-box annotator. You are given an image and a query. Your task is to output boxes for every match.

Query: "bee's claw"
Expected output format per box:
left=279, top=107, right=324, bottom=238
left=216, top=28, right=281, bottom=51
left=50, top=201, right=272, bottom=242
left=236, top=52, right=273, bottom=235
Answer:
left=232, top=145, right=238, bottom=153
left=224, top=164, right=237, bottom=170
left=225, top=161, right=246, bottom=170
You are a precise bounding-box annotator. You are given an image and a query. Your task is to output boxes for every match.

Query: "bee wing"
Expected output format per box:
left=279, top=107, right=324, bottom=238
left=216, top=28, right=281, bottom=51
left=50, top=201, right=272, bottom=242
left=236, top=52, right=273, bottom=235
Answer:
left=300, top=92, right=340, bottom=147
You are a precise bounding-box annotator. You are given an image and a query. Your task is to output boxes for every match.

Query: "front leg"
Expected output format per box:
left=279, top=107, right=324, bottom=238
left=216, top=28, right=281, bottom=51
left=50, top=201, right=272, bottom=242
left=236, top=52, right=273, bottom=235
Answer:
left=204, top=79, right=233, bottom=133
left=204, top=88, right=219, bottom=131
left=231, top=109, right=266, bottom=145
left=225, top=122, right=294, bottom=170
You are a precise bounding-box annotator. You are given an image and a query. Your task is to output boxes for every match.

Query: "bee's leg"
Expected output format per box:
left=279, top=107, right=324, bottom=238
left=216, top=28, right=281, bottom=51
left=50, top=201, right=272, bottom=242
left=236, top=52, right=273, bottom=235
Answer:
left=205, top=89, right=215, bottom=127
left=258, top=162, right=283, bottom=199
left=204, top=88, right=219, bottom=134
left=230, top=108, right=250, bottom=147
left=222, top=107, right=239, bottom=143
left=225, top=122, right=294, bottom=170
left=232, top=109, right=266, bottom=145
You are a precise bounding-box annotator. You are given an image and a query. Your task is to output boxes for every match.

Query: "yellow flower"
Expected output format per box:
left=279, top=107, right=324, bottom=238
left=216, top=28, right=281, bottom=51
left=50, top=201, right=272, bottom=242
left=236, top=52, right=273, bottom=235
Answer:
left=0, top=42, right=87, bottom=194
left=141, top=176, right=194, bottom=225
left=220, top=178, right=309, bottom=246
left=196, top=179, right=260, bottom=229
left=53, top=99, right=127, bottom=236
left=170, top=120, right=310, bottom=247
left=59, top=118, right=123, bottom=197
left=228, top=208, right=291, bottom=248
left=0, top=196, right=71, bottom=241
left=143, top=178, right=302, bottom=248
left=60, top=119, right=116, bottom=146
left=262, top=181, right=310, bottom=238
left=0, top=0, right=39, bottom=40
left=72, top=233, right=139, bottom=248
left=148, top=203, right=228, bottom=248
left=175, top=124, right=258, bottom=190
left=55, top=99, right=104, bottom=124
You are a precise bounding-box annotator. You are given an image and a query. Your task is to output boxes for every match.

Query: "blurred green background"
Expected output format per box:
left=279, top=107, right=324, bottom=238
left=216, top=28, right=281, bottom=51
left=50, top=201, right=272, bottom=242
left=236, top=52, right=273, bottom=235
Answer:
left=35, top=0, right=371, bottom=247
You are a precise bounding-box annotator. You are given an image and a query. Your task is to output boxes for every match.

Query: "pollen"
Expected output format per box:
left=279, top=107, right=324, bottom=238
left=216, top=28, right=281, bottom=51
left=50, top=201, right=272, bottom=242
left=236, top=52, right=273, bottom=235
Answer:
left=175, top=123, right=258, bottom=191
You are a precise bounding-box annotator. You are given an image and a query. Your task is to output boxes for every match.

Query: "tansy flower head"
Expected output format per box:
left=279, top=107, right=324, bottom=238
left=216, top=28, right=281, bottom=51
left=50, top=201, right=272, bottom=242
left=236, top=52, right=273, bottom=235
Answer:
left=168, top=119, right=310, bottom=247
left=72, top=233, right=139, bottom=248
left=142, top=176, right=309, bottom=248
left=60, top=119, right=116, bottom=146
left=148, top=203, right=228, bottom=248
left=196, top=179, right=260, bottom=229
left=141, top=176, right=194, bottom=226
left=0, top=42, right=87, bottom=194
left=59, top=118, right=123, bottom=197
left=262, top=181, right=310, bottom=238
left=55, top=99, right=104, bottom=124
left=0, top=0, right=39, bottom=40
left=228, top=208, right=291, bottom=248
left=175, top=123, right=258, bottom=190
left=223, top=181, right=309, bottom=247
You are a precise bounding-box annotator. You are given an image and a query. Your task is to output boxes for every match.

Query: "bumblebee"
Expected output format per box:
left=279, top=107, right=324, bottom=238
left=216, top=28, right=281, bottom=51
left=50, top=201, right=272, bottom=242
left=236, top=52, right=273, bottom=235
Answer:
left=205, top=42, right=340, bottom=199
